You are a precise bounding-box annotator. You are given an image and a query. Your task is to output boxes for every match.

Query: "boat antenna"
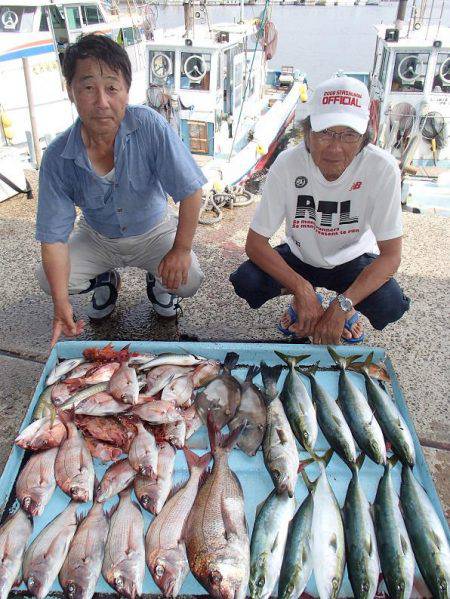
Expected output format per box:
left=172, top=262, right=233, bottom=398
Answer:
left=227, top=0, right=271, bottom=162
left=395, top=0, right=407, bottom=30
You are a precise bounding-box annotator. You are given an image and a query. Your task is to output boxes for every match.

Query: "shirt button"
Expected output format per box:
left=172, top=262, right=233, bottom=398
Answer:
left=121, top=226, right=127, bottom=232
left=117, top=208, right=123, bottom=213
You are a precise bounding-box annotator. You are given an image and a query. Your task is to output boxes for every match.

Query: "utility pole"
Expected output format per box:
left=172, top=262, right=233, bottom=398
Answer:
left=22, top=57, right=42, bottom=168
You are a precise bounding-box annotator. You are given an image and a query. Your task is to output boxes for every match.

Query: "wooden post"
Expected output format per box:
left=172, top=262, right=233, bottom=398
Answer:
left=22, top=57, right=42, bottom=168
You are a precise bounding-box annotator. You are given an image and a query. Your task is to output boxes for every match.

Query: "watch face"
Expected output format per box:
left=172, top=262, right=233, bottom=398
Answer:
left=339, top=295, right=352, bottom=311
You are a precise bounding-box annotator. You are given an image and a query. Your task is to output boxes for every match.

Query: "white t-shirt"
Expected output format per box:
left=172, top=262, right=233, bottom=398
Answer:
left=251, top=142, right=402, bottom=269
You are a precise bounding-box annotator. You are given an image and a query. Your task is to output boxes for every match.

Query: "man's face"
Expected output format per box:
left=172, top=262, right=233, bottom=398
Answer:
left=67, top=57, right=129, bottom=136
left=308, top=126, right=364, bottom=181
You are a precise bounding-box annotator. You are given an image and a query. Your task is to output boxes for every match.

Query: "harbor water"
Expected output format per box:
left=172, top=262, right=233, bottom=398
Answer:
left=144, top=1, right=450, bottom=90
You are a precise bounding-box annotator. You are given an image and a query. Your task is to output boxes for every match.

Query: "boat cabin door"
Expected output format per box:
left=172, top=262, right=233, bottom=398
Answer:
left=45, top=5, right=69, bottom=64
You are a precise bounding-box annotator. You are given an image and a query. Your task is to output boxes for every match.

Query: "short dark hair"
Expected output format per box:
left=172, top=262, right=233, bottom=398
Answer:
left=301, top=116, right=373, bottom=152
left=62, top=34, right=132, bottom=90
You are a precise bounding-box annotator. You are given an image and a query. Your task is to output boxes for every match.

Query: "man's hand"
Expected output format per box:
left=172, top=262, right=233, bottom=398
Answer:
left=312, top=301, right=347, bottom=345
left=50, top=299, right=85, bottom=348
left=288, top=285, right=324, bottom=338
left=158, top=247, right=191, bottom=291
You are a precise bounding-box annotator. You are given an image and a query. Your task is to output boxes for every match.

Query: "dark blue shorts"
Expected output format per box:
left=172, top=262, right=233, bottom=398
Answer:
left=229, top=243, right=410, bottom=331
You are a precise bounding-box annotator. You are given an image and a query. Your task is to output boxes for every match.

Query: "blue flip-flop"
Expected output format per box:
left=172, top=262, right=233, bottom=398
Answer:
left=276, top=292, right=324, bottom=338
left=341, top=310, right=365, bottom=344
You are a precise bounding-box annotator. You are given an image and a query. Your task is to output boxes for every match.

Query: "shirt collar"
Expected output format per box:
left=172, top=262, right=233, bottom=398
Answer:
left=61, top=106, right=139, bottom=167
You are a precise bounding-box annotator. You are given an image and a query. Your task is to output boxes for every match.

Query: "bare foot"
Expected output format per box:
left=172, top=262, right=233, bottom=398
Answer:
left=341, top=309, right=364, bottom=341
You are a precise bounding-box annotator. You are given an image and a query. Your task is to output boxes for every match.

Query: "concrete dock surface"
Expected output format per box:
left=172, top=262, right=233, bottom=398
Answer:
left=0, top=168, right=448, bottom=519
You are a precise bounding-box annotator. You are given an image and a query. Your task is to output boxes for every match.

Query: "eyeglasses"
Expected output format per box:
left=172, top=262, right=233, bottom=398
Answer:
left=313, top=129, right=362, bottom=144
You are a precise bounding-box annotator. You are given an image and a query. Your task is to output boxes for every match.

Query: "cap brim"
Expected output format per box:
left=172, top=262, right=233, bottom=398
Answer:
left=310, top=112, right=368, bottom=135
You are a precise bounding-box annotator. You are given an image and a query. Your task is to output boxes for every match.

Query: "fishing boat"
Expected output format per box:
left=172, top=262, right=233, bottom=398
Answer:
left=0, top=0, right=150, bottom=146
left=368, top=0, right=449, bottom=215
left=144, top=0, right=307, bottom=206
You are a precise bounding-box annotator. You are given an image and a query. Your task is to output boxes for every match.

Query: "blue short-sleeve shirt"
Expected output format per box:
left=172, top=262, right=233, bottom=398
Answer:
left=36, top=105, right=207, bottom=243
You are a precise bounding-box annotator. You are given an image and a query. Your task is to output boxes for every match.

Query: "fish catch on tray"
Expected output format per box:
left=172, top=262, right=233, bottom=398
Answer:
left=0, top=341, right=448, bottom=599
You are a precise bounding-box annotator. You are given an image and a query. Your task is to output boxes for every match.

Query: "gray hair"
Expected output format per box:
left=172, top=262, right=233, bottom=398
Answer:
left=301, top=116, right=372, bottom=152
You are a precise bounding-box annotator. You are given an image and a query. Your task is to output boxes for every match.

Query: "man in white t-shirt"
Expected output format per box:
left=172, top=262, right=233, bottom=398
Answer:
left=230, top=76, right=410, bottom=344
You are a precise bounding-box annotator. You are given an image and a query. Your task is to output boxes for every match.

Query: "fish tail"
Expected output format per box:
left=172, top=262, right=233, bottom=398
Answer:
left=303, top=361, right=320, bottom=379
left=260, top=362, right=283, bottom=402
left=206, top=412, right=243, bottom=453
left=385, top=454, right=399, bottom=472
left=245, top=365, right=261, bottom=382
left=350, top=452, right=366, bottom=475
left=274, top=350, right=310, bottom=368
left=327, top=347, right=363, bottom=369
left=182, top=447, right=212, bottom=474
left=223, top=351, right=240, bottom=373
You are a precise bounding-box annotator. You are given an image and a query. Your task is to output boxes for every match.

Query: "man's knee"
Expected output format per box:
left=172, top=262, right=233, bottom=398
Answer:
left=35, top=263, right=92, bottom=296
left=360, top=281, right=410, bottom=330
left=229, top=261, right=276, bottom=309
left=177, top=265, right=205, bottom=298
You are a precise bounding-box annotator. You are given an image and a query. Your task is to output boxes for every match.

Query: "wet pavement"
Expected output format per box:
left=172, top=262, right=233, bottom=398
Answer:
left=0, top=167, right=448, bottom=519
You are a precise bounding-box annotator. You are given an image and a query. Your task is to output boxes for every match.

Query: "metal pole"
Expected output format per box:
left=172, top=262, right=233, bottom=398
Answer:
left=22, top=57, right=42, bottom=168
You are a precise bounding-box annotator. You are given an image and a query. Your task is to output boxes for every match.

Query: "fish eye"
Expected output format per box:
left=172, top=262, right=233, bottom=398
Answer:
left=28, top=577, right=35, bottom=588
left=397, top=581, right=405, bottom=591
left=115, top=575, right=124, bottom=589
left=332, top=577, right=339, bottom=589
left=67, top=582, right=77, bottom=598
left=257, top=576, right=265, bottom=588
left=304, top=432, right=309, bottom=439
left=155, top=564, right=165, bottom=577
left=361, top=580, right=369, bottom=592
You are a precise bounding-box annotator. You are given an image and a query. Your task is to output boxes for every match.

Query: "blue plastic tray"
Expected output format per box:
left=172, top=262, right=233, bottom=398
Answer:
left=0, top=341, right=448, bottom=597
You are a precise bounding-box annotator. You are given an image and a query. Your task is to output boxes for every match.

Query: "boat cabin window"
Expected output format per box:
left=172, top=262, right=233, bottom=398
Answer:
left=149, top=50, right=175, bottom=88
left=379, top=47, right=389, bottom=86
left=122, top=26, right=141, bottom=47
left=432, top=53, right=450, bottom=94
left=0, top=6, right=36, bottom=33
left=66, top=6, right=82, bottom=30
left=391, top=52, right=429, bottom=92
left=39, top=9, right=49, bottom=31
left=181, top=52, right=211, bottom=91
left=81, top=4, right=104, bottom=26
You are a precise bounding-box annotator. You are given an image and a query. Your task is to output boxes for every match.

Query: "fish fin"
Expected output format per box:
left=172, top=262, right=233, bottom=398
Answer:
left=274, top=351, right=310, bottom=368
left=328, top=347, right=362, bottom=369
left=429, top=530, right=442, bottom=550
left=223, top=352, right=240, bottom=373
left=245, top=365, right=261, bottom=382
left=329, top=533, right=338, bottom=552
left=332, top=414, right=343, bottom=428
left=298, top=457, right=316, bottom=473
left=356, top=453, right=366, bottom=471
left=276, top=428, right=288, bottom=444
left=255, top=500, right=264, bottom=518
left=57, top=406, right=75, bottom=426
left=221, top=496, right=244, bottom=540
left=304, top=361, right=320, bottom=379
left=207, top=412, right=244, bottom=453
left=301, top=546, right=308, bottom=566
left=182, top=447, right=212, bottom=474
left=300, top=468, right=317, bottom=492
left=365, top=534, right=373, bottom=556
left=400, top=534, right=410, bottom=555
left=271, top=532, right=280, bottom=553
left=386, top=455, right=399, bottom=471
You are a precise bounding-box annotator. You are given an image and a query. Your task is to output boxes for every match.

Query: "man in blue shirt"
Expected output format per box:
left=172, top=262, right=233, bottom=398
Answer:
left=36, top=34, right=206, bottom=346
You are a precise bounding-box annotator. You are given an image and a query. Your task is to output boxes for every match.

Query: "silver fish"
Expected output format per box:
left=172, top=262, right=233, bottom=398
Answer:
left=23, top=501, right=78, bottom=599
left=249, top=489, right=295, bottom=599
left=400, top=465, right=450, bottom=598
left=310, top=463, right=346, bottom=599
left=59, top=501, right=109, bottom=599
left=46, top=358, right=85, bottom=386
left=138, top=352, right=206, bottom=371
left=0, top=508, right=33, bottom=599
left=16, top=447, right=58, bottom=517
left=260, top=363, right=299, bottom=497
left=102, top=489, right=145, bottom=599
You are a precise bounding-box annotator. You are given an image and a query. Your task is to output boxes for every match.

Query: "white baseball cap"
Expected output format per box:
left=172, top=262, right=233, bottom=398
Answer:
left=309, top=75, right=370, bottom=135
